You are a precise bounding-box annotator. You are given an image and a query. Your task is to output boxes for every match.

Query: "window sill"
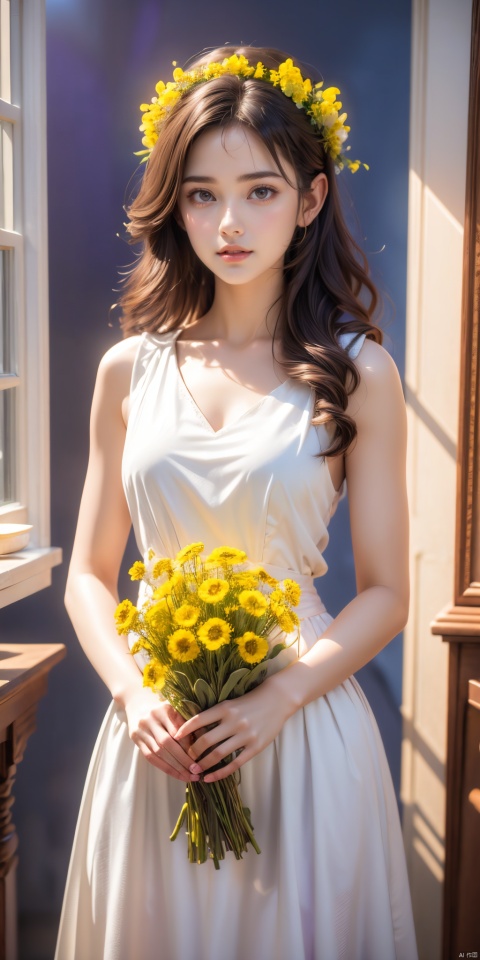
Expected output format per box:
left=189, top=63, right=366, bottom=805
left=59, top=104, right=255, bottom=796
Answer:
left=0, top=546, right=63, bottom=608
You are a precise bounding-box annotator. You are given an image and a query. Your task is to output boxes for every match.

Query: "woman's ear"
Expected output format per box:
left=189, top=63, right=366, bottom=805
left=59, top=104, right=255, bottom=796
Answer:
left=297, top=172, right=328, bottom=228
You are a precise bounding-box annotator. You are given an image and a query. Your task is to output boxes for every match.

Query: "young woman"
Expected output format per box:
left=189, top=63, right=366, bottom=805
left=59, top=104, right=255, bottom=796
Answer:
left=54, top=44, right=419, bottom=960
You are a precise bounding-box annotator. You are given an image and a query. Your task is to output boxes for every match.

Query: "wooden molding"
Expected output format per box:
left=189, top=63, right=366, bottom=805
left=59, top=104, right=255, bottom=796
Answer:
left=455, top=0, right=480, bottom=605
left=430, top=603, right=480, bottom=637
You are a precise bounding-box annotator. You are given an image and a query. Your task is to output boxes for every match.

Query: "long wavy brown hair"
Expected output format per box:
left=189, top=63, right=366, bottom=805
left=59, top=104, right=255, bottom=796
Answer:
left=119, top=44, right=383, bottom=459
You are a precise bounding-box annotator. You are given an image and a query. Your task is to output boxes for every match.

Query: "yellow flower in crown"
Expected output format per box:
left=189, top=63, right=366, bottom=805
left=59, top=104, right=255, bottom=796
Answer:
left=136, top=55, right=368, bottom=174
left=269, top=58, right=312, bottom=104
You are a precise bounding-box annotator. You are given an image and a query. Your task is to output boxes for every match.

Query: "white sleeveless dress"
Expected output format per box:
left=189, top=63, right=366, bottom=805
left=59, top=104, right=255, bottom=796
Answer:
left=54, top=327, right=419, bottom=960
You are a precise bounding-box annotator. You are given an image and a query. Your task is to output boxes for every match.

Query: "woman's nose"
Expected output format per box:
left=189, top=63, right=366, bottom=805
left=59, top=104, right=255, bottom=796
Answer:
left=219, top=205, right=244, bottom=237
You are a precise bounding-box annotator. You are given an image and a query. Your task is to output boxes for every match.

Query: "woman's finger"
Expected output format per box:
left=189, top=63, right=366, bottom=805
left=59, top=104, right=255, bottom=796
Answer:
left=189, top=736, right=245, bottom=773
left=149, top=723, right=197, bottom=773
left=138, top=710, right=193, bottom=770
left=174, top=704, right=229, bottom=740
left=202, top=747, right=249, bottom=783
left=136, top=735, right=200, bottom=782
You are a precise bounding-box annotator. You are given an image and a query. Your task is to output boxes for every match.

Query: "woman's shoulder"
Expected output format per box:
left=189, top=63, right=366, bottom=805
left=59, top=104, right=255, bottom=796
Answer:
left=98, top=333, right=144, bottom=372
left=92, top=335, right=145, bottom=428
left=345, top=336, right=405, bottom=426
left=350, top=336, right=401, bottom=379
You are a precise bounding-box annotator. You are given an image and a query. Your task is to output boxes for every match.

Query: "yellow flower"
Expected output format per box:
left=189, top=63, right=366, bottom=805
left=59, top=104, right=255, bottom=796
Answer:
left=269, top=58, right=310, bottom=105
left=222, top=53, right=253, bottom=76
left=130, top=638, right=153, bottom=655
left=147, top=548, right=156, bottom=560
left=321, top=86, right=341, bottom=102
left=198, top=577, right=230, bottom=603
left=249, top=566, right=279, bottom=588
left=283, top=579, right=302, bottom=607
left=206, top=546, right=247, bottom=566
left=128, top=561, right=146, bottom=581
left=143, top=660, right=168, bottom=692
left=144, top=600, right=171, bottom=633
left=154, top=570, right=184, bottom=598
left=152, top=558, right=174, bottom=579
left=198, top=618, right=232, bottom=650
left=230, top=571, right=259, bottom=590
left=269, top=588, right=286, bottom=605
left=167, top=629, right=200, bottom=662
left=114, top=599, right=139, bottom=634
left=276, top=609, right=298, bottom=633
left=236, top=632, right=269, bottom=664
left=174, top=603, right=200, bottom=628
left=238, top=589, right=268, bottom=617
left=270, top=599, right=300, bottom=632
left=138, top=57, right=366, bottom=174
left=175, top=542, right=204, bottom=565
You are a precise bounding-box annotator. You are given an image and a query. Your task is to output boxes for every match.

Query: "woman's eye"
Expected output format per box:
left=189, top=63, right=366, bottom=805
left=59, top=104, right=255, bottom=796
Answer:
left=251, top=185, right=276, bottom=200
left=189, top=189, right=215, bottom=203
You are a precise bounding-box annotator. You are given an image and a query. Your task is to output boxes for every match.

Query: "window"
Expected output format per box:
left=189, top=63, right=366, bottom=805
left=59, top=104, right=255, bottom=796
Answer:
left=0, top=0, right=61, bottom=607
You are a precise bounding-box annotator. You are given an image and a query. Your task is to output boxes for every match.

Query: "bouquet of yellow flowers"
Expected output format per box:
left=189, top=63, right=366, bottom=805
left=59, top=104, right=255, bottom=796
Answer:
left=114, top=542, right=302, bottom=869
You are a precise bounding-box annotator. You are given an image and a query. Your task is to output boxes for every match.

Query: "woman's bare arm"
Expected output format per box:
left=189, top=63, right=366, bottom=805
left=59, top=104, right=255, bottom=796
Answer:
left=64, top=337, right=199, bottom=782
left=271, top=337, right=410, bottom=711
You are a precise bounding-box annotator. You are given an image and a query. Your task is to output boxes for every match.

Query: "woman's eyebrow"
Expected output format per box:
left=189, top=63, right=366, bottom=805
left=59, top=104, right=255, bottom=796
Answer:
left=182, top=171, right=284, bottom=183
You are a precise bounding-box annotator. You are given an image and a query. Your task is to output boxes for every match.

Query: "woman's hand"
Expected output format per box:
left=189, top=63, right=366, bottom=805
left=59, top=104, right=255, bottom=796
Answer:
left=123, top=685, right=201, bottom=782
left=172, top=679, right=294, bottom=783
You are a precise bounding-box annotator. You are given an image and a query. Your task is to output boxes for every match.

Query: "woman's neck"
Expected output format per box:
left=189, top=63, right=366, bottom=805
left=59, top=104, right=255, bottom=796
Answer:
left=192, top=273, right=284, bottom=344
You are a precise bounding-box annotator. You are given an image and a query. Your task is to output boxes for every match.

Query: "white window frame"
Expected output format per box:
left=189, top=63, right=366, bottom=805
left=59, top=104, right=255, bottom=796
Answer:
left=0, top=0, right=61, bottom=607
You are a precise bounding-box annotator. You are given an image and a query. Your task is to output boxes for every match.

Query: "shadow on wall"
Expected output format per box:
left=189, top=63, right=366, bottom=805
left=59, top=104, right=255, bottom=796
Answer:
left=0, top=1, right=411, bottom=957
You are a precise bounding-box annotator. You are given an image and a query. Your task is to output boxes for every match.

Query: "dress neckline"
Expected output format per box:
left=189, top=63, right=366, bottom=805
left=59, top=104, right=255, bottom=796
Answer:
left=162, top=327, right=293, bottom=438
left=143, top=329, right=346, bottom=498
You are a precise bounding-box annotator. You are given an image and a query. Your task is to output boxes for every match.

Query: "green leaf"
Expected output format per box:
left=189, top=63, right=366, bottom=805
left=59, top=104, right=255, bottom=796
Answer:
left=242, top=666, right=268, bottom=693
left=268, top=643, right=286, bottom=660
left=174, top=671, right=195, bottom=697
left=193, top=678, right=216, bottom=709
left=237, top=660, right=268, bottom=694
left=182, top=700, right=203, bottom=718
left=218, top=668, right=250, bottom=702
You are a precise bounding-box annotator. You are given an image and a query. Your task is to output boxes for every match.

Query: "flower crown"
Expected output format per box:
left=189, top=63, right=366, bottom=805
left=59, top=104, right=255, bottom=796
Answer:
left=136, top=54, right=369, bottom=174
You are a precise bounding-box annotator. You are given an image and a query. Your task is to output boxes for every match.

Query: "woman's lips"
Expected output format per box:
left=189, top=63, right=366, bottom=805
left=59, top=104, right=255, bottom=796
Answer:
left=217, top=251, right=252, bottom=262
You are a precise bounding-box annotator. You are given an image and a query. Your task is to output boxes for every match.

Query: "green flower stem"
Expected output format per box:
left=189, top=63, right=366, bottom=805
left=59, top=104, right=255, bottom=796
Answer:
left=169, top=801, right=188, bottom=841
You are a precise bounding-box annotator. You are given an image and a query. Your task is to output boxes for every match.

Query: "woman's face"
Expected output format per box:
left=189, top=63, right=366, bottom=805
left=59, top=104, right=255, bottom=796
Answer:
left=176, top=124, right=308, bottom=286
